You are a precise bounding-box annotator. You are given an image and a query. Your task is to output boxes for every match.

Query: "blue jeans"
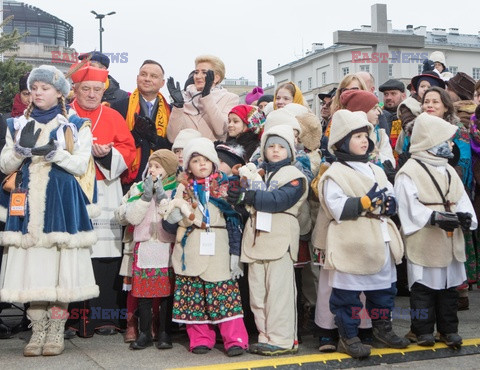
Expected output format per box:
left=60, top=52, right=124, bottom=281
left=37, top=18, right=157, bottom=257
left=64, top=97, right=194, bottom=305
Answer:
left=329, top=283, right=397, bottom=339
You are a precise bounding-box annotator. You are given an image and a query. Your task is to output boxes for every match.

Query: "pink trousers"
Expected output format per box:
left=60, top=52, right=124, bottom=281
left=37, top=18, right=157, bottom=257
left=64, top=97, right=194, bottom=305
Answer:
left=186, top=317, right=248, bottom=351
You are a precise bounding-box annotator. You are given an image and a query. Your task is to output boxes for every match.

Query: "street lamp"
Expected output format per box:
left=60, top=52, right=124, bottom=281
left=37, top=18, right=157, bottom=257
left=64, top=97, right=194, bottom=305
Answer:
left=91, top=10, right=116, bottom=53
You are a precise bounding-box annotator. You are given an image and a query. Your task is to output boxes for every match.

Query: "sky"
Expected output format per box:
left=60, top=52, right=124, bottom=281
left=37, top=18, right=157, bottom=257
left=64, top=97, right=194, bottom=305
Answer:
left=13, top=0, right=480, bottom=96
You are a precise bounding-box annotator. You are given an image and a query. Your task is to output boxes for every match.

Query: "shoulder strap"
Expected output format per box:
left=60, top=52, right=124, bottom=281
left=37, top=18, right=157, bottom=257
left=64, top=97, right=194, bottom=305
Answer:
left=414, top=159, right=452, bottom=211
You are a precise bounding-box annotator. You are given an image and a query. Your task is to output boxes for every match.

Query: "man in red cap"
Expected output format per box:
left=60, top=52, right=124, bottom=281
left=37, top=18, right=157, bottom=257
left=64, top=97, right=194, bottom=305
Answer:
left=67, top=62, right=136, bottom=337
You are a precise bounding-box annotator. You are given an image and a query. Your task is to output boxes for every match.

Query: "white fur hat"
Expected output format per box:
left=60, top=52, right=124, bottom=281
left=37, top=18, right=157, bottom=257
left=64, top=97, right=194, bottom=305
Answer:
left=328, top=109, right=373, bottom=154
left=172, top=128, right=202, bottom=151
left=263, top=101, right=274, bottom=117
left=183, top=137, right=220, bottom=170
left=283, top=103, right=309, bottom=117
left=260, top=124, right=296, bottom=163
left=430, top=51, right=446, bottom=67
left=263, top=107, right=302, bottom=134
left=409, top=112, right=458, bottom=153
left=297, top=113, right=322, bottom=151
left=28, top=65, right=70, bottom=97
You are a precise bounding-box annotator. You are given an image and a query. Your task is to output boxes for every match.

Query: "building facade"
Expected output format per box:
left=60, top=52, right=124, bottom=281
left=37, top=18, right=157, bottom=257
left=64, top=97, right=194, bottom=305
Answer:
left=268, top=24, right=480, bottom=115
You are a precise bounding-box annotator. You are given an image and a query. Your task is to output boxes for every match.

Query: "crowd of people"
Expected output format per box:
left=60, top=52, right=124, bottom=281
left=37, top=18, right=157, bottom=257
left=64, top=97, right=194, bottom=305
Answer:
left=0, top=49, right=478, bottom=361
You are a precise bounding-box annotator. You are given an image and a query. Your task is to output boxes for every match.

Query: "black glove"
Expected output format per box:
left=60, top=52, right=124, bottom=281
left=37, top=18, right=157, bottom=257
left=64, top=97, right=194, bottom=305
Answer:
left=19, top=120, right=41, bottom=149
left=184, top=70, right=195, bottom=90
left=383, top=196, right=397, bottom=216
left=430, top=211, right=459, bottom=232
left=422, top=59, right=435, bottom=72
left=383, top=160, right=396, bottom=185
left=132, top=114, right=157, bottom=143
left=202, top=70, right=214, bottom=97
left=167, top=77, right=184, bottom=108
left=31, top=138, right=56, bottom=156
left=456, top=212, right=472, bottom=231
left=397, top=151, right=411, bottom=170
left=227, top=186, right=245, bottom=205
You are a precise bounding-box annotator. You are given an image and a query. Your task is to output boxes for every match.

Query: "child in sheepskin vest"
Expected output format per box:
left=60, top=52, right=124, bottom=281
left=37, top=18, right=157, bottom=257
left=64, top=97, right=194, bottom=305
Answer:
left=316, top=110, right=409, bottom=359
left=167, top=137, right=248, bottom=357
left=115, top=149, right=179, bottom=350
left=395, top=113, right=477, bottom=349
left=227, top=124, right=308, bottom=356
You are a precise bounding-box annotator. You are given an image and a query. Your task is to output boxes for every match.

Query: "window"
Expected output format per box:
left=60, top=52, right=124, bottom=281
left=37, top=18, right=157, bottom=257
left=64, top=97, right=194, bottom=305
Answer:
left=322, top=72, right=326, bottom=85
left=298, top=81, right=302, bottom=90
left=360, top=65, right=370, bottom=73
left=418, top=64, right=423, bottom=75
left=450, top=66, right=458, bottom=76
left=342, top=67, right=349, bottom=76
left=389, top=64, right=393, bottom=77
left=473, top=68, right=480, bottom=80
left=308, top=77, right=312, bottom=90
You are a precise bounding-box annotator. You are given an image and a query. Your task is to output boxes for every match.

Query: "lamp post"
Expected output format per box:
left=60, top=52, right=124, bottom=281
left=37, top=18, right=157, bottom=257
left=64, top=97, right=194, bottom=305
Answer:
left=91, top=10, right=116, bottom=53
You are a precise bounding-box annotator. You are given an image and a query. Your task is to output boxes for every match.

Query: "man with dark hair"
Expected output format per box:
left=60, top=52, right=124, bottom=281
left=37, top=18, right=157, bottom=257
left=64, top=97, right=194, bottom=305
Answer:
left=79, top=51, right=129, bottom=106
left=378, top=79, right=406, bottom=144
left=112, top=60, right=171, bottom=190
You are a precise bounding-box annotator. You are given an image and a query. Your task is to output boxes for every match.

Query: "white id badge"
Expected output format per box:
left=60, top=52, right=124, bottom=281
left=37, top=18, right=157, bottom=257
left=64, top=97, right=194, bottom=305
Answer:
left=200, top=232, right=215, bottom=255
left=256, top=211, right=272, bottom=232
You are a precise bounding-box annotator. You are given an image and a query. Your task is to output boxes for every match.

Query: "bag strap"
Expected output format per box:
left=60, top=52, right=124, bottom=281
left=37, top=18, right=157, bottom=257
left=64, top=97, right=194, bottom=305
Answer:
left=414, top=159, right=452, bottom=212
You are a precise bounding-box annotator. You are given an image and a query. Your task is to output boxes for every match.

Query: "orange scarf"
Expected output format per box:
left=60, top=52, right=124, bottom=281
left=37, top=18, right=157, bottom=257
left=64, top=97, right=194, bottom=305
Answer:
left=124, top=89, right=171, bottom=183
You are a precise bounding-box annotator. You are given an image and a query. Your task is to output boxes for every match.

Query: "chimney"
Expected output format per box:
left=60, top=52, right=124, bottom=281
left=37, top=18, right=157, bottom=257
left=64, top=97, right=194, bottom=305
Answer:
left=387, top=20, right=392, bottom=33
left=432, top=28, right=447, bottom=36
left=361, top=25, right=371, bottom=32
left=257, top=59, right=262, bottom=88
left=414, top=26, right=426, bottom=37
left=449, top=28, right=459, bottom=35
left=312, top=43, right=324, bottom=52
left=406, top=24, right=413, bottom=32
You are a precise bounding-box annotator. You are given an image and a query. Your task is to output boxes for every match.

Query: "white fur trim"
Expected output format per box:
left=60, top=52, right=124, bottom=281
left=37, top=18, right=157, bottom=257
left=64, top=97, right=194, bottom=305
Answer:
left=1, top=285, right=99, bottom=304
left=0, top=230, right=97, bottom=249
left=125, top=198, right=150, bottom=226
left=56, top=285, right=99, bottom=302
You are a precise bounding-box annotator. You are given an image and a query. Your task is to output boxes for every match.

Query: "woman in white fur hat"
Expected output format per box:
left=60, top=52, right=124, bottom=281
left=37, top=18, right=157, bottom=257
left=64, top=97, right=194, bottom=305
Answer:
left=0, top=65, right=98, bottom=357
left=395, top=112, right=477, bottom=349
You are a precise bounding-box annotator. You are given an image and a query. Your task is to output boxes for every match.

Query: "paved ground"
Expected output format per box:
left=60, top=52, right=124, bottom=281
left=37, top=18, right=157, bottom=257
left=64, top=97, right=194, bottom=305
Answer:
left=1, top=288, right=480, bottom=369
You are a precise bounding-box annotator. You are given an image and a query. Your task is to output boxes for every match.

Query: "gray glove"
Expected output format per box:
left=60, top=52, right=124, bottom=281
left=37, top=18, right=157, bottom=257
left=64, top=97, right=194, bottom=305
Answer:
left=230, top=254, right=244, bottom=280
left=154, top=179, right=167, bottom=203
left=166, top=207, right=183, bottom=224
left=141, top=176, right=154, bottom=202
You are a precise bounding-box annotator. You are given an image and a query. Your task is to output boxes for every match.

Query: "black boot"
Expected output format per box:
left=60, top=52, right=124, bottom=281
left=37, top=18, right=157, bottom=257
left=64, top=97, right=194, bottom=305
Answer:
left=337, top=336, right=371, bottom=359
left=130, top=298, right=153, bottom=350
left=372, top=319, right=410, bottom=349
left=129, top=332, right=153, bottom=350
left=156, top=331, right=172, bottom=349
left=156, top=297, right=173, bottom=350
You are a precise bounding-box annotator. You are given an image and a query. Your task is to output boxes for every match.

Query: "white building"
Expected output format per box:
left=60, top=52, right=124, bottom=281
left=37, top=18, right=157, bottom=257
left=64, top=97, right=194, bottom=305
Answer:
left=268, top=24, right=480, bottom=115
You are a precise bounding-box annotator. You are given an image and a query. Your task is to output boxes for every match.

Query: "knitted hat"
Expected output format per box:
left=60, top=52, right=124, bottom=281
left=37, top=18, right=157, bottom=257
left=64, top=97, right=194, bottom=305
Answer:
left=430, top=51, right=446, bottom=68
left=19, top=72, right=29, bottom=92
left=171, top=129, right=202, bottom=151
left=257, top=94, right=274, bottom=106
left=260, top=124, right=296, bottom=163
left=446, top=72, right=476, bottom=101
left=69, top=62, right=109, bottom=83
left=148, top=149, right=178, bottom=177
left=265, top=136, right=292, bottom=160
left=263, top=107, right=301, bottom=134
left=245, top=87, right=264, bottom=105
left=297, top=113, right=322, bottom=151
left=411, top=70, right=445, bottom=92
left=215, top=142, right=246, bottom=168
left=28, top=65, right=70, bottom=97
left=328, top=110, right=373, bottom=154
left=79, top=51, right=110, bottom=69
left=410, top=112, right=458, bottom=153
left=229, top=104, right=264, bottom=133
left=378, top=79, right=405, bottom=93
left=340, top=90, right=379, bottom=114
left=183, top=137, right=220, bottom=171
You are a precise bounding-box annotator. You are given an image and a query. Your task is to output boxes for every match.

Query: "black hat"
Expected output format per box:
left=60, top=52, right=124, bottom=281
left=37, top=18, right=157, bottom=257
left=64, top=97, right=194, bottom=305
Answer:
left=257, top=94, right=273, bottom=105
left=410, top=70, right=445, bottom=92
left=215, top=143, right=246, bottom=169
left=379, top=79, right=405, bottom=93
left=78, top=51, right=110, bottom=69
left=318, top=87, right=337, bottom=101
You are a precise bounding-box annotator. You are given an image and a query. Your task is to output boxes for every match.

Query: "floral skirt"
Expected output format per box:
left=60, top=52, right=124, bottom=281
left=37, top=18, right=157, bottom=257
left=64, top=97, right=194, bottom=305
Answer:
left=465, top=230, right=480, bottom=286
left=131, top=243, right=174, bottom=298
left=172, top=275, right=244, bottom=324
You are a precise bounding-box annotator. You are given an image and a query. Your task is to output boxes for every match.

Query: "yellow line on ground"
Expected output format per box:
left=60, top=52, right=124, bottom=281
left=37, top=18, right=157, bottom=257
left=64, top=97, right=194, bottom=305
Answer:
left=171, top=338, right=480, bottom=370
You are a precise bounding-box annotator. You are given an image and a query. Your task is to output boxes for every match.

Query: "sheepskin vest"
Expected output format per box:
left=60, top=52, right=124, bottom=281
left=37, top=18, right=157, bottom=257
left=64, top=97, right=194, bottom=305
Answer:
left=397, top=159, right=465, bottom=267
left=241, top=165, right=308, bottom=262
left=316, top=162, right=403, bottom=275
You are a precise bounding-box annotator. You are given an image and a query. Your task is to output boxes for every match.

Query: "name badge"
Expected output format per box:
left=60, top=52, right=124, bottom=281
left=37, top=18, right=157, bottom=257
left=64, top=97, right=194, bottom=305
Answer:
left=256, top=211, right=272, bottom=232
left=9, top=190, right=27, bottom=217
left=200, top=232, right=215, bottom=255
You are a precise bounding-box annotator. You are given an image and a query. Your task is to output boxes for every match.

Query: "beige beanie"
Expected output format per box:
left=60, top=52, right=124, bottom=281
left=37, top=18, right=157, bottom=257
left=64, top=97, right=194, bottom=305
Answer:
left=297, top=113, right=322, bottom=151
left=183, top=137, right=220, bottom=171
left=148, top=149, right=178, bottom=176
left=263, top=107, right=302, bottom=134
left=328, top=110, right=373, bottom=154
left=409, top=112, right=458, bottom=153
left=260, top=124, right=296, bottom=163
left=172, top=128, right=202, bottom=151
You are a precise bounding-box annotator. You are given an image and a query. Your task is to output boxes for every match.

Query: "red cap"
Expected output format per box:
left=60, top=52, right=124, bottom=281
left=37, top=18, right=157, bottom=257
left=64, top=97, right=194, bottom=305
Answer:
left=229, top=104, right=255, bottom=125
left=340, top=90, right=378, bottom=114
left=69, top=62, right=109, bottom=83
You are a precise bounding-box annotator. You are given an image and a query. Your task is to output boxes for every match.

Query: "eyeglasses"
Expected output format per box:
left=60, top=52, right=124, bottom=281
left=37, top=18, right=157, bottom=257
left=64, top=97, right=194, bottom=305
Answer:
left=339, top=87, right=360, bottom=94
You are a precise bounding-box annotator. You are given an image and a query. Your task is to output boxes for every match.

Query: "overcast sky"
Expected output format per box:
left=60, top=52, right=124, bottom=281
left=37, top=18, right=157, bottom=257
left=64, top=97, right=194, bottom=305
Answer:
left=16, top=0, right=480, bottom=95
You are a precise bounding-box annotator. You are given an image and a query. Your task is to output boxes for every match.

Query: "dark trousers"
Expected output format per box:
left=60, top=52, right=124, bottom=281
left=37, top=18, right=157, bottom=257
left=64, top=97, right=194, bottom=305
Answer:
left=137, top=297, right=172, bottom=334
left=330, top=283, right=397, bottom=339
left=410, top=282, right=458, bottom=336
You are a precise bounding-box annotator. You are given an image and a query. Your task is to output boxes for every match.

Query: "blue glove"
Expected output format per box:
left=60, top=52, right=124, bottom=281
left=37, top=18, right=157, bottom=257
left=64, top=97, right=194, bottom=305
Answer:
left=361, top=183, right=387, bottom=211
left=383, top=196, right=397, bottom=216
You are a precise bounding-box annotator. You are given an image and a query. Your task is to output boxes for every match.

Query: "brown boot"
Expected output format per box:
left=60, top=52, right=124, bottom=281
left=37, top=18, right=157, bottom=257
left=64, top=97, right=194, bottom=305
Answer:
left=23, top=309, right=48, bottom=357
left=124, top=313, right=138, bottom=343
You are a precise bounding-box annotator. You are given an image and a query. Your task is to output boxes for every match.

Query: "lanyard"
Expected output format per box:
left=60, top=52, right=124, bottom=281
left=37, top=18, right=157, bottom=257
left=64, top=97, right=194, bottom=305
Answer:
left=193, top=178, right=210, bottom=230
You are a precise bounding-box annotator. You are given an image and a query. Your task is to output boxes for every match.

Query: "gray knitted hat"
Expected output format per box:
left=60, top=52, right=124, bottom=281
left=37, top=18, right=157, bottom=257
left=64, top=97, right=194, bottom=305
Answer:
left=27, top=65, right=70, bottom=97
